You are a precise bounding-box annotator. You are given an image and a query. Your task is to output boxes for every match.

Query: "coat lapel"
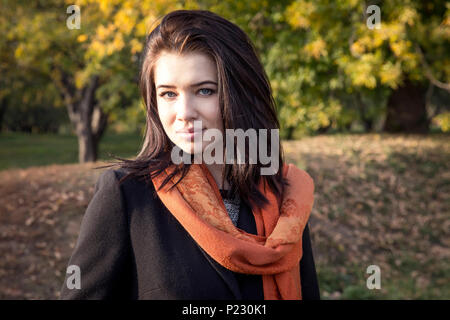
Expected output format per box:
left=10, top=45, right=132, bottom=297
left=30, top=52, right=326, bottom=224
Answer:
left=196, top=245, right=243, bottom=300
left=152, top=168, right=261, bottom=300
left=194, top=196, right=260, bottom=300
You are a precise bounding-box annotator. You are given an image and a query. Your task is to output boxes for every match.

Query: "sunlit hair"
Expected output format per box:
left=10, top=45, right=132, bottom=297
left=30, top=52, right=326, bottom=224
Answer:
left=99, top=9, right=289, bottom=210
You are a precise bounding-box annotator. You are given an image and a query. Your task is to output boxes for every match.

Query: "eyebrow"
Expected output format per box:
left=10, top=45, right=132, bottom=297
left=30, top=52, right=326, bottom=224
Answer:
left=156, top=80, right=218, bottom=90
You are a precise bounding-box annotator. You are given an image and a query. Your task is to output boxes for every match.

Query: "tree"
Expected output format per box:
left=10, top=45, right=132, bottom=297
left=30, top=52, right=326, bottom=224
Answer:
left=3, top=0, right=449, bottom=155
left=6, top=0, right=179, bottom=162
left=267, top=0, right=449, bottom=135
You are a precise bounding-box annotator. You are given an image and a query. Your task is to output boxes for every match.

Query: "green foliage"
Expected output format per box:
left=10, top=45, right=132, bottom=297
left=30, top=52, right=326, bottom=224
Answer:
left=265, top=0, right=449, bottom=136
left=1, top=0, right=449, bottom=135
left=433, top=112, right=450, bottom=132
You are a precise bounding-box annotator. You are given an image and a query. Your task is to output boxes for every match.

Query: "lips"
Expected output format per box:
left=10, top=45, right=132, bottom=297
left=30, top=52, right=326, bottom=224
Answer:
left=176, top=128, right=205, bottom=133
left=177, top=128, right=205, bottom=140
left=177, top=128, right=195, bottom=133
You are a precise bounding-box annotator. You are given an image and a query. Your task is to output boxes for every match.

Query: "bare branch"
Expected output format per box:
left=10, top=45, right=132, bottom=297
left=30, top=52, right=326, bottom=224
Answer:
left=415, top=45, right=450, bottom=92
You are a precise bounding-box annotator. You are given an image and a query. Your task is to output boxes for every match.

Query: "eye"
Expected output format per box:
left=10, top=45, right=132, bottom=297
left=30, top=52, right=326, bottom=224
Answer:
left=198, top=88, right=215, bottom=96
left=159, top=91, right=177, bottom=98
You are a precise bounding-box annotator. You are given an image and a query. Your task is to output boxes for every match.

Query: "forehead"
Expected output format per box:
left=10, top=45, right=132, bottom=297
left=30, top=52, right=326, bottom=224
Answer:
left=153, top=51, right=218, bottom=86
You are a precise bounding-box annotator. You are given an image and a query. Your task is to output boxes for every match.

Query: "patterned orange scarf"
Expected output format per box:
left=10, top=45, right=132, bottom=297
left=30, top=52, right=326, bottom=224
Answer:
left=151, top=162, right=315, bottom=300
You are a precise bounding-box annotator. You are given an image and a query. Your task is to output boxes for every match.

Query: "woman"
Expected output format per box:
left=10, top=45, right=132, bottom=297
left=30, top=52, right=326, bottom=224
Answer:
left=60, top=9, right=319, bottom=300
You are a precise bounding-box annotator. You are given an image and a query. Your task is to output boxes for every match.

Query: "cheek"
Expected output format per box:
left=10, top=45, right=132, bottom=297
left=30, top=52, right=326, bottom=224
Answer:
left=204, top=98, right=222, bottom=127
left=214, top=107, right=224, bottom=131
left=156, top=101, right=172, bottom=127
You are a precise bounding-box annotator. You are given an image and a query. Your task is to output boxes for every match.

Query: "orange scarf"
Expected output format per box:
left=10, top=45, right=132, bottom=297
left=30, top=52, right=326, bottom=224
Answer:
left=151, top=162, right=314, bottom=300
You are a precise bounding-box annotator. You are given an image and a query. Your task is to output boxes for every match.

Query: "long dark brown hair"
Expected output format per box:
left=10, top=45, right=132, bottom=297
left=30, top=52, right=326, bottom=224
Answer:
left=97, top=9, right=289, bottom=211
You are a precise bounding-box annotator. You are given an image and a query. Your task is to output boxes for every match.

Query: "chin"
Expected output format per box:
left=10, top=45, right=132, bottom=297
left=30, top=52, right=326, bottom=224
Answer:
left=178, top=141, right=204, bottom=156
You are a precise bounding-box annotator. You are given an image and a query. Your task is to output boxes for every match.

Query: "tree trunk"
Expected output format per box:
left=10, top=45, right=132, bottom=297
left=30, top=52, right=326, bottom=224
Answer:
left=285, top=126, right=295, bottom=140
left=357, top=96, right=373, bottom=132
left=317, top=123, right=331, bottom=134
left=383, top=80, right=430, bottom=133
left=0, top=97, right=7, bottom=132
left=362, top=118, right=373, bottom=132
left=55, top=72, right=108, bottom=163
left=357, top=94, right=373, bottom=132
left=75, top=108, right=107, bottom=163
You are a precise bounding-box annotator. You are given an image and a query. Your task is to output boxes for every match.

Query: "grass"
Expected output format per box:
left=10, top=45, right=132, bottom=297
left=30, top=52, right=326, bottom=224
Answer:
left=0, top=131, right=143, bottom=171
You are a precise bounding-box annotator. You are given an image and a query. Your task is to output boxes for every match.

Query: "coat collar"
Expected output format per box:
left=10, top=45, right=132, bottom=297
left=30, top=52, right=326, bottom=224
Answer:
left=192, top=195, right=260, bottom=300
left=196, top=245, right=243, bottom=299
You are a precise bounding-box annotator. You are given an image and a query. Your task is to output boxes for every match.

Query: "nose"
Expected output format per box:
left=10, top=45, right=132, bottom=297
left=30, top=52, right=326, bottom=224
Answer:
left=175, top=93, right=198, bottom=122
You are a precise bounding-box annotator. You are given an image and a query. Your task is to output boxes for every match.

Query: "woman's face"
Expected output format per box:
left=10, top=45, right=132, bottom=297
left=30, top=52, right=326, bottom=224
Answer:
left=154, top=51, right=223, bottom=156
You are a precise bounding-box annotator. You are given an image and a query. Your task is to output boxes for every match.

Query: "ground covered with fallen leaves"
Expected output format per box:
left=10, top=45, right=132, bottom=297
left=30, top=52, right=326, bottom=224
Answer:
left=0, top=133, right=448, bottom=299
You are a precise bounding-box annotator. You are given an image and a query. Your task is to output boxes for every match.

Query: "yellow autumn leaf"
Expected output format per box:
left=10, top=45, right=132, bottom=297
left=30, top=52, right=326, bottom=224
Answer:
left=344, top=54, right=380, bottom=89
left=130, top=38, right=143, bottom=54
left=389, top=40, right=411, bottom=57
left=89, top=40, right=106, bottom=59
left=14, top=45, right=24, bottom=58
left=371, top=29, right=386, bottom=48
left=74, top=71, right=87, bottom=89
left=317, top=111, right=330, bottom=127
left=303, top=38, right=327, bottom=59
left=135, top=20, right=149, bottom=37
left=285, top=1, right=315, bottom=29
left=351, top=41, right=365, bottom=56
left=114, top=9, right=135, bottom=35
left=112, top=33, right=125, bottom=51
left=399, top=7, right=417, bottom=27
left=77, top=34, right=87, bottom=43
left=433, top=112, right=450, bottom=132
left=379, top=61, right=402, bottom=89
left=96, top=24, right=111, bottom=41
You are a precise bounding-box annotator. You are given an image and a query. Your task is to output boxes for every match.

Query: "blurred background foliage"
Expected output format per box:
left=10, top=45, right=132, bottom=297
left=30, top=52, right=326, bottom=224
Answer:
left=0, top=0, right=449, bottom=161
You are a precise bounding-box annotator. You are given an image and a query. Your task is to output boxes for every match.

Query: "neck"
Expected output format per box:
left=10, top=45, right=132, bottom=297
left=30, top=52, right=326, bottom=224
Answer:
left=205, top=163, right=230, bottom=190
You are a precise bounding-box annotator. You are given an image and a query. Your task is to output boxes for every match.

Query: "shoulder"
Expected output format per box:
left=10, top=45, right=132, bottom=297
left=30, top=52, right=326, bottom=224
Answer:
left=95, top=167, right=154, bottom=192
left=95, top=167, right=121, bottom=186
left=284, top=163, right=315, bottom=192
left=85, top=169, right=127, bottom=211
left=94, top=167, right=158, bottom=210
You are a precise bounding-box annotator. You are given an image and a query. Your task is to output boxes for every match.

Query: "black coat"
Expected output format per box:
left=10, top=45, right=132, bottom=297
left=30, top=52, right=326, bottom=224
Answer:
left=60, top=168, right=320, bottom=300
